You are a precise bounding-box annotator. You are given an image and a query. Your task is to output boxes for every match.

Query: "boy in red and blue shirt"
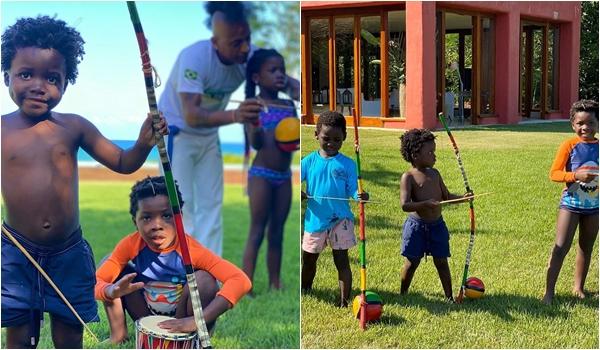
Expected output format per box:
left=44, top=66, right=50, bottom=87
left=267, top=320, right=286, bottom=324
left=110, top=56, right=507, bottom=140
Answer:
left=543, top=99, right=599, bottom=304
left=95, top=176, right=251, bottom=343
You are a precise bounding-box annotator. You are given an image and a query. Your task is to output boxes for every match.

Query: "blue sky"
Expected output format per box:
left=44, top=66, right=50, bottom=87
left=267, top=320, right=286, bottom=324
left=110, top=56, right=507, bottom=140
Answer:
left=1, top=1, right=297, bottom=142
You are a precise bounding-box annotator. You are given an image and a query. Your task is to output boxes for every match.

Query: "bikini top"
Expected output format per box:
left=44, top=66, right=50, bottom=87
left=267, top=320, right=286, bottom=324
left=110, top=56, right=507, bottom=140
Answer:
left=259, top=100, right=297, bottom=130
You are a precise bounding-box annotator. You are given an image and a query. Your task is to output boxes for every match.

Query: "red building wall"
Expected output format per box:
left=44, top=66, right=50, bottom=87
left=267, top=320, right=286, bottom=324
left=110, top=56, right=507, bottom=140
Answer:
left=302, top=1, right=582, bottom=128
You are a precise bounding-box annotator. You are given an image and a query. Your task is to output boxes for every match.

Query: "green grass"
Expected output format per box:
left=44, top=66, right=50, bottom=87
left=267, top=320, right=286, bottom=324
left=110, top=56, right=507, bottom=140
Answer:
left=300, top=122, right=599, bottom=348
left=2, top=182, right=300, bottom=349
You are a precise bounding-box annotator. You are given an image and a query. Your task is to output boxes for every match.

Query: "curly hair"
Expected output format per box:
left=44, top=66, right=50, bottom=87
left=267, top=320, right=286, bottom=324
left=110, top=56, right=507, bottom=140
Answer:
left=129, top=176, right=184, bottom=219
left=245, top=48, right=284, bottom=99
left=400, top=128, right=436, bottom=164
left=205, top=1, right=251, bottom=28
left=569, top=99, right=599, bottom=122
left=316, top=110, right=347, bottom=139
left=1, top=16, right=85, bottom=85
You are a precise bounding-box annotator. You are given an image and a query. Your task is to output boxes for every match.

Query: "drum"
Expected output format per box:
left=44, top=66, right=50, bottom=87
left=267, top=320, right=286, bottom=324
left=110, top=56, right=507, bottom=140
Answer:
left=135, top=315, right=199, bottom=349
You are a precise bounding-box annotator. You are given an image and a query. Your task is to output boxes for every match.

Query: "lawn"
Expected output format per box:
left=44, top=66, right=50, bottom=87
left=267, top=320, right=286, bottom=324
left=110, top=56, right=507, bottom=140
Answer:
left=2, top=181, right=300, bottom=349
left=300, top=121, right=599, bottom=348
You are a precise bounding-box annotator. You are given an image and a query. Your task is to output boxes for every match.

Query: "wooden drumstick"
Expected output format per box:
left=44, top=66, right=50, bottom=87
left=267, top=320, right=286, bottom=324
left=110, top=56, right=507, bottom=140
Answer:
left=439, top=192, right=493, bottom=205
left=307, top=195, right=380, bottom=203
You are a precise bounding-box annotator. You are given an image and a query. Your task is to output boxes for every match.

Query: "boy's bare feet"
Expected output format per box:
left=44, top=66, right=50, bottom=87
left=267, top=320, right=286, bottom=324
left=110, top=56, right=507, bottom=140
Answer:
left=542, top=293, right=553, bottom=305
left=572, top=289, right=586, bottom=299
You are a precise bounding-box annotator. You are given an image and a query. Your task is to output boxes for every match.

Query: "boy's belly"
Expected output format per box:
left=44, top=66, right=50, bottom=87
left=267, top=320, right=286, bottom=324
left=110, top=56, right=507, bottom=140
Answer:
left=2, top=165, right=79, bottom=245
left=413, top=206, right=443, bottom=222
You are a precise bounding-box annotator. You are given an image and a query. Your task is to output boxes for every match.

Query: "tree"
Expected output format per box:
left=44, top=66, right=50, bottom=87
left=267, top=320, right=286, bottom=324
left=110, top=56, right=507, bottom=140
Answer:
left=248, top=2, right=300, bottom=76
left=579, top=1, right=599, bottom=100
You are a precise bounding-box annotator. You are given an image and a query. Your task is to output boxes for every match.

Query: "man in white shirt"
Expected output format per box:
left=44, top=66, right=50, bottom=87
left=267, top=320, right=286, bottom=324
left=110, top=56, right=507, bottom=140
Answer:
left=159, top=2, right=298, bottom=256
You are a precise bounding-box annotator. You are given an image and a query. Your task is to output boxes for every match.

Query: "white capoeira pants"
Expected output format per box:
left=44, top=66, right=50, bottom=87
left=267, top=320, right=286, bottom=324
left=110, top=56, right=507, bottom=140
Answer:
left=166, top=130, right=224, bottom=256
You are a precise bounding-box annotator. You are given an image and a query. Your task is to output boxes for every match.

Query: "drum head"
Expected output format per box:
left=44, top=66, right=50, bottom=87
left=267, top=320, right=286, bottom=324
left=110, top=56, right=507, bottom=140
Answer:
left=136, top=315, right=196, bottom=340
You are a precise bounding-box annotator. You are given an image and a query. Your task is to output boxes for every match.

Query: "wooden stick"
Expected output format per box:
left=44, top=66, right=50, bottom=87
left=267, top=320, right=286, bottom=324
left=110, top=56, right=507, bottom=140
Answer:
left=437, top=112, right=476, bottom=304
left=127, top=3, right=211, bottom=347
left=307, top=195, right=380, bottom=203
left=1, top=226, right=100, bottom=343
left=352, top=107, right=368, bottom=330
left=439, top=192, right=493, bottom=205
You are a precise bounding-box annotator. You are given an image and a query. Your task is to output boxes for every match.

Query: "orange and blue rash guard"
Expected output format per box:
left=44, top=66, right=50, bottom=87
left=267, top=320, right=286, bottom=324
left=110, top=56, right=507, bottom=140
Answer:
left=549, top=136, right=599, bottom=211
left=95, top=232, right=251, bottom=314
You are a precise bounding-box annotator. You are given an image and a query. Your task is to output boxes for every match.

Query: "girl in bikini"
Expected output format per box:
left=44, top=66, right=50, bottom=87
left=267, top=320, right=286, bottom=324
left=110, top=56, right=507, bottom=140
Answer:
left=242, top=49, right=297, bottom=293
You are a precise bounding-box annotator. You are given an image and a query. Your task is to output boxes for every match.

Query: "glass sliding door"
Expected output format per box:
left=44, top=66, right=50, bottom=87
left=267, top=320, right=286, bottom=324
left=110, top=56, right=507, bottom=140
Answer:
left=359, top=16, right=381, bottom=116
left=438, top=9, right=495, bottom=124
left=310, top=18, right=330, bottom=116
left=334, top=17, right=355, bottom=116
left=547, top=24, right=560, bottom=111
left=479, top=16, right=494, bottom=115
left=520, top=20, right=558, bottom=119
left=388, top=11, right=406, bottom=118
left=442, top=12, right=473, bottom=124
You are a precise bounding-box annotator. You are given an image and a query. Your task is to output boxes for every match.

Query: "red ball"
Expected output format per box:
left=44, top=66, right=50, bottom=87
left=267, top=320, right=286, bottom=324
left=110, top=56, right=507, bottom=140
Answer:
left=352, top=292, right=383, bottom=322
left=277, top=140, right=300, bottom=152
left=364, top=303, right=383, bottom=321
left=274, top=117, right=299, bottom=152
left=464, top=277, right=485, bottom=299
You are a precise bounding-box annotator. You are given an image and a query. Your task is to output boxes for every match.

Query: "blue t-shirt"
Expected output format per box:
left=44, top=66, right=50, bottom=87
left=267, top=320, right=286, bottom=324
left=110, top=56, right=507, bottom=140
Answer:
left=301, top=150, right=358, bottom=232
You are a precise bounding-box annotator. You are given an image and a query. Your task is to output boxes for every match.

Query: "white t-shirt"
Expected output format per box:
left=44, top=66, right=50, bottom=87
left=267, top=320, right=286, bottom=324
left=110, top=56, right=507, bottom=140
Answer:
left=158, top=40, right=256, bottom=136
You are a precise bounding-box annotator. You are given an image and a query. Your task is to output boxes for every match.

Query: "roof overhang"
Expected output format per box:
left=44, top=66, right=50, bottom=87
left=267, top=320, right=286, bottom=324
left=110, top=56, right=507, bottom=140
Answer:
left=302, top=1, right=404, bottom=11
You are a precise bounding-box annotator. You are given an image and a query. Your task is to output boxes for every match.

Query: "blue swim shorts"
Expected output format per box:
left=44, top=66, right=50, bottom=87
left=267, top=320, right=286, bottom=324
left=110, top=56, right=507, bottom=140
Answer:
left=559, top=204, right=599, bottom=216
left=401, top=215, right=451, bottom=259
left=1, top=223, right=99, bottom=327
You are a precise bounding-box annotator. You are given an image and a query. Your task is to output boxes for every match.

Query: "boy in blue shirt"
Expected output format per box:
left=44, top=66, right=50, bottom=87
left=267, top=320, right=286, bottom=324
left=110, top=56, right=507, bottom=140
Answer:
left=301, top=111, right=368, bottom=307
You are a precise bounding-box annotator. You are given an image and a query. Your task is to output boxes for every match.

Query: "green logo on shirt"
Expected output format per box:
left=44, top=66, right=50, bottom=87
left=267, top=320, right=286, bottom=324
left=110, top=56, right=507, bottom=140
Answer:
left=184, top=69, right=198, bottom=80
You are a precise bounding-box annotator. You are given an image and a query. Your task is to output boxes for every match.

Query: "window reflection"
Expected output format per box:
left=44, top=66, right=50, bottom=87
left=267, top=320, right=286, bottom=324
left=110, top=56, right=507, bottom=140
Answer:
left=360, top=16, right=381, bottom=116
left=389, top=11, right=406, bottom=118
left=310, top=18, right=329, bottom=115
left=480, top=17, right=494, bottom=115
left=335, top=17, right=354, bottom=115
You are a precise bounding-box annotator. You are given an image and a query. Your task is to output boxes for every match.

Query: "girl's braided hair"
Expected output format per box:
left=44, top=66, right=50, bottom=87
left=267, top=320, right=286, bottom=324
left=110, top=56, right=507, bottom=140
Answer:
left=245, top=48, right=284, bottom=99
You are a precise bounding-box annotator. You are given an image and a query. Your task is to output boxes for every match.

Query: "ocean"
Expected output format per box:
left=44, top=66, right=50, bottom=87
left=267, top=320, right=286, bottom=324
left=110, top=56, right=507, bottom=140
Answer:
left=77, top=140, right=244, bottom=163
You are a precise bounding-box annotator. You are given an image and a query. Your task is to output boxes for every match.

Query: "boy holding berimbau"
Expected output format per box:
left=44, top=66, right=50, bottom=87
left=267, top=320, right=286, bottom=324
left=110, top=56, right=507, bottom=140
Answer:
left=399, top=128, right=471, bottom=302
left=1, top=16, right=167, bottom=348
left=301, top=111, right=369, bottom=307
